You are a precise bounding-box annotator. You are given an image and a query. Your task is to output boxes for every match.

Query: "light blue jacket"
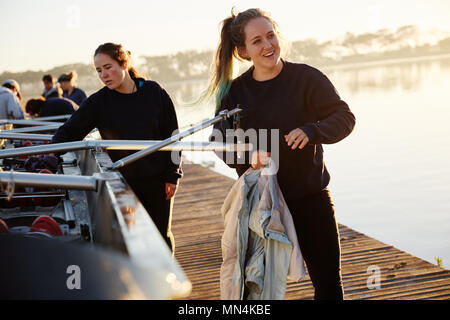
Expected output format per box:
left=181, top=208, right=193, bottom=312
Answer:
left=220, top=165, right=305, bottom=300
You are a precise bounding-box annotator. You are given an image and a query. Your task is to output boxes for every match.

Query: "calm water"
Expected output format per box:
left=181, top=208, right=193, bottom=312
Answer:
left=165, top=56, right=450, bottom=269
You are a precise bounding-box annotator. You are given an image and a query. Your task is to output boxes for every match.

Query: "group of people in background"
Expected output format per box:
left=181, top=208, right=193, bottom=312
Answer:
left=0, top=71, right=87, bottom=120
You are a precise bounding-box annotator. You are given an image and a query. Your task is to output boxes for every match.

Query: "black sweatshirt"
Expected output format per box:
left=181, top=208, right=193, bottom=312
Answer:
left=213, top=61, right=355, bottom=200
left=51, top=78, right=183, bottom=184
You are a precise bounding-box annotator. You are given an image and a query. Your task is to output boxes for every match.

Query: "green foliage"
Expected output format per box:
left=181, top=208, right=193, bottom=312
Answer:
left=435, top=257, right=444, bottom=268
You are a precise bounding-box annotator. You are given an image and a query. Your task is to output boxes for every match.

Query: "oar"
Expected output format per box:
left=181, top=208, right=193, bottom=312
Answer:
left=0, top=171, right=97, bottom=191
left=33, top=115, right=71, bottom=121
left=107, top=108, right=242, bottom=170
left=0, top=140, right=252, bottom=159
left=0, top=132, right=53, bottom=141
left=0, top=124, right=62, bottom=133
left=0, top=119, right=65, bottom=126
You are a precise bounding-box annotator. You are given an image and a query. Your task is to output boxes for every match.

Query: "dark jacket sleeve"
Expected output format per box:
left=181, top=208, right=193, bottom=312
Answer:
left=299, top=69, right=356, bottom=145
left=50, top=96, right=97, bottom=144
left=159, top=88, right=183, bottom=184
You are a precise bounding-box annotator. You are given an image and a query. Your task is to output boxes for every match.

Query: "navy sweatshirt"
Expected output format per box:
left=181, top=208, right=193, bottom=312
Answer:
left=213, top=61, right=355, bottom=200
left=63, top=87, right=87, bottom=106
left=41, top=97, right=77, bottom=117
left=51, top=78, right=183, bottom=184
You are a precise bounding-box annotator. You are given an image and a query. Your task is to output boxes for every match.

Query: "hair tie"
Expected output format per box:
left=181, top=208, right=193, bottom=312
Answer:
left=231, top=6, right=238, bottom=18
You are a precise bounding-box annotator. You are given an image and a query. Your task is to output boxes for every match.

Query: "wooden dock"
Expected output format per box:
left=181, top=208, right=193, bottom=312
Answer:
left=172, top=163, right=450, bottom=300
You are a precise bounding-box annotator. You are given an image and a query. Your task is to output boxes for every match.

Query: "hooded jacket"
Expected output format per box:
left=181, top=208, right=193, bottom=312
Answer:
left=0, top=87, right=24, bottom=119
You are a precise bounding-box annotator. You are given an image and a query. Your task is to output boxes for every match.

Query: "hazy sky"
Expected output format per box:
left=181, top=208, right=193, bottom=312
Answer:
left=1, top=0, right=450, bottom=73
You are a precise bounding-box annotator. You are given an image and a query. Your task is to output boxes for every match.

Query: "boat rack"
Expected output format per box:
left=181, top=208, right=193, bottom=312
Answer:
left=0, top=108, right=251, bottom=299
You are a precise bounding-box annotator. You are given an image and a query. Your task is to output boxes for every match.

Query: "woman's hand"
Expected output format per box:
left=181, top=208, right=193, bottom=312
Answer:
left=285, top=128, right=309, bottom=150
left=165, top=182, right=178, bottom=200
left=251, top=150, right=271, bottom=169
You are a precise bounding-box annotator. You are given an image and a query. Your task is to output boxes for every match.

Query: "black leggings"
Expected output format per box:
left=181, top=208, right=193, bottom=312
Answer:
left=127, top=178, right=175, bottom=252
left=286, top=188, right=344, bottom=300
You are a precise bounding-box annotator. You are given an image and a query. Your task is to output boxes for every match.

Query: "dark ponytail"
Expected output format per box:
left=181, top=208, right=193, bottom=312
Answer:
left=209, top=15, right=236, bottom=111
left=58, top=71, right=77, bottom=84
left=127, top=66, right=140, bottom=79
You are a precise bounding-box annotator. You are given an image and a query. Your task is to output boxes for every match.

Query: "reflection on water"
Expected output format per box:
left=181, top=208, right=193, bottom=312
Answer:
left=166, top=56, right=450, bottom=121
left=165, top=56, right=450, bottom=269
left=164, top=80, right=208, bottom=107
left=325, top=56, right=450, bottom=94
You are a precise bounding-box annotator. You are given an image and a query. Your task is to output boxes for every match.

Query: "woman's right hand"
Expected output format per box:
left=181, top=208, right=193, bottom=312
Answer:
left=251, top=150, right=271, bottom=169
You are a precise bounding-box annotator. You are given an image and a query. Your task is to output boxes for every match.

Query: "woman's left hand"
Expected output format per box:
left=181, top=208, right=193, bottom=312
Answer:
left=165, top=182, right=178, bottom=200
left=285, top=128, right=309, bottom=150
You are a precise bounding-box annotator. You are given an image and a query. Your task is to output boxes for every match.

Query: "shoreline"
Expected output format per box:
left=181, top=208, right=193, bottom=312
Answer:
left=320, top=52, right=450, bottom=71
left=8, top=51, right=450, bottom=90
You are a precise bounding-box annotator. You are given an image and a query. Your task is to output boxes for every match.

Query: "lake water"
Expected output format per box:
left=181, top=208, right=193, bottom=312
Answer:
left=164, top=56, right=450, bottom=270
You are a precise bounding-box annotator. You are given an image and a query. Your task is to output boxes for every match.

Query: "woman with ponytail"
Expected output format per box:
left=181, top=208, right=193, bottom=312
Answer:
left=51, top=42, right=182, bottom=252
left=210, top=8, right=356, bottom=300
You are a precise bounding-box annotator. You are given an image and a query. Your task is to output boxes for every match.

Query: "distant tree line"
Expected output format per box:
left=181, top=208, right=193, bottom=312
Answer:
left=2, top=25, right=450, bottom=86
left=0, top=63, right=97, bottom=88
left=291, top=25, right=450, bottom=66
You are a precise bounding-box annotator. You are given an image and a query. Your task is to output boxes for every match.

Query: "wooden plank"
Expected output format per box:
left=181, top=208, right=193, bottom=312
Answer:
left=172, top=163, right=450, bottom=300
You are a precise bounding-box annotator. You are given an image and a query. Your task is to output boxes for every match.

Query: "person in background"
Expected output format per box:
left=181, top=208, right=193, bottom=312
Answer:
left=25, top=97, right=78, bottom=118
left=208, top=8, right=355, bottom=300
left=58, top=71, right=87, bottom=105
left=41, top=74, right=61, bottom=99
left=51, top=43, right=182, bottom=252
left=0, top=79, right=24, bottom=119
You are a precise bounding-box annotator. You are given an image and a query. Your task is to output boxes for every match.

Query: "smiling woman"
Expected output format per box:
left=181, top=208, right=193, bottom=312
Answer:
left=206, top=8, right=287, bottom=109
left=208, top=8, right=356, bottom=300
left=237, top=17, right=283, bottom=81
